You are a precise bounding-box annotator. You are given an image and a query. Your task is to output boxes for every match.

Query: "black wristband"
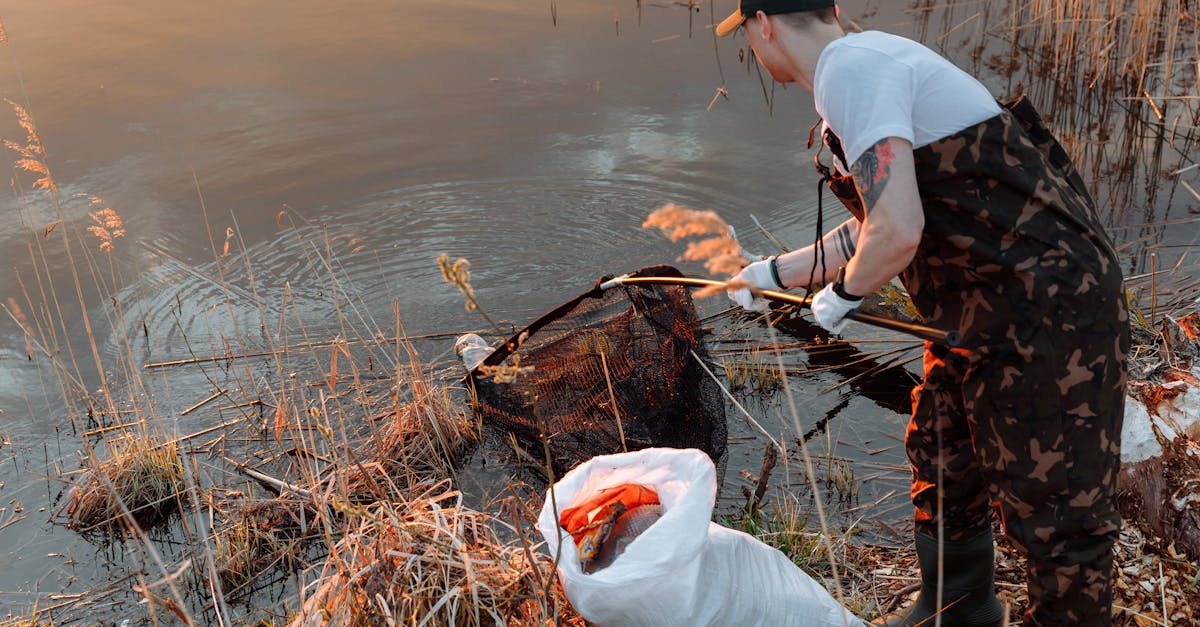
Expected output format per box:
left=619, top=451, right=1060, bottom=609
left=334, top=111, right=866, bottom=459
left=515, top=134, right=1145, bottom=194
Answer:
left=833, top=268, right=863, bottom=301
left=768, top=256, right=785, bottom=290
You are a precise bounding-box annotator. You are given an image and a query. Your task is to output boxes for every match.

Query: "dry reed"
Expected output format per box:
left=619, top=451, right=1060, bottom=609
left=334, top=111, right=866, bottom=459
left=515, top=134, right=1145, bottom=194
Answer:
left=643, top=203, right=745, bottom=276
left=3, top=98, right=56, bottom=192
left=378, top=354, right=477, bottom=484
left=214, top=500, right=306, bottom=592
left=79, top=194, right=126, bottom=254
left=916, top=0, right=1199, bottom=243
left=290, top=485, right=581, bottom=626
left=65, top=434, right=185, bottom=532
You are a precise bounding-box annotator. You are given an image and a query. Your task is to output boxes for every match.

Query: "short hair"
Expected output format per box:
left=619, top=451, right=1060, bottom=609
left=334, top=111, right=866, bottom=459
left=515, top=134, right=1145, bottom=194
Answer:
left=774, top=7, right=838, bottom=29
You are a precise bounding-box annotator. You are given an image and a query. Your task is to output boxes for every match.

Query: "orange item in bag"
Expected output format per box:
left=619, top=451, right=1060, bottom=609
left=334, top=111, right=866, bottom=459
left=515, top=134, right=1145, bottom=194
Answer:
left=559, top=483, right=661, bottom=567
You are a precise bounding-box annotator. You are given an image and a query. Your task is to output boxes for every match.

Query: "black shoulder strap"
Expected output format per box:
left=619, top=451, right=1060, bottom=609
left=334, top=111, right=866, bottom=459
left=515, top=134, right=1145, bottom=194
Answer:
left=808, top=119, right=851, bottom=174
left=1002, top=96, right=1096, bottom=209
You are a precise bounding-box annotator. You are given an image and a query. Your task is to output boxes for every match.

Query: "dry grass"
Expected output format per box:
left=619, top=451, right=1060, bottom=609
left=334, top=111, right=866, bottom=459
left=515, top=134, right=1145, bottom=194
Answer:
left=721, top=346, right=785, bottom=393
left=272, top=341, right=586, bottom=625
left=205, top=331, right=487, bottom=593
left=858, top=523, right=1200, bottom=625
left=185, top=319, right=579, bottom=623
left=376, top=356, right=477, bottom=487
left=729, top=490, right=1200, bottom=624
left=290, top=485, right=582, bottom=626
left=214, top=499, right=307, bottom=592
left=64, top=434, right=185, bottom=532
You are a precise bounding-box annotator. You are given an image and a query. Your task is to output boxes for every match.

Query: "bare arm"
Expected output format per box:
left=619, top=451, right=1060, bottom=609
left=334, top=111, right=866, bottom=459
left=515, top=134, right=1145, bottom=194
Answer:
left=767, top=137, right=921, bottom=293
left=773, top=218, right=861, bottom=288
left=841, top=136, right=924, bottom=296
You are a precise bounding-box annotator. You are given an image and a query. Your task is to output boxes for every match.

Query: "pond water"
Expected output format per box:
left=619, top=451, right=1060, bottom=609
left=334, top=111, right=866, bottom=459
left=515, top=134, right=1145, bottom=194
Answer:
left=0, top=0, right=1194, bottom=622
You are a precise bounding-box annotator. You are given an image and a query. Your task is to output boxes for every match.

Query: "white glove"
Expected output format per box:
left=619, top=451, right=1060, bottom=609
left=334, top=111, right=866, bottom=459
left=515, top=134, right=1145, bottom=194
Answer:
left=728, top=257, right=784, bottom=313
left=811, top=282, right=863, bottom=334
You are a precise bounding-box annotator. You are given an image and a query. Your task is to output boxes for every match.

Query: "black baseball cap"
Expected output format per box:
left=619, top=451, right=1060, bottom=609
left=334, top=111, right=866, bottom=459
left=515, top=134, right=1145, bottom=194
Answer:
left=715, top=0, right=837, bottom=36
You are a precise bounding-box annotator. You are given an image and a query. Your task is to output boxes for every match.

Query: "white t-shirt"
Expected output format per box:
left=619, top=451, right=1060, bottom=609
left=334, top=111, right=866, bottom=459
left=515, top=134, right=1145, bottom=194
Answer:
left=813, top=31, right=1001, bottom=170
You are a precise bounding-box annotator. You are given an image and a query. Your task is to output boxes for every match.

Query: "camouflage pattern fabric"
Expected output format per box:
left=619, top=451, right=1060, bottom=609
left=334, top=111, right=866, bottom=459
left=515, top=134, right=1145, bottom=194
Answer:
left=824, top=98, right=1129, bottom=625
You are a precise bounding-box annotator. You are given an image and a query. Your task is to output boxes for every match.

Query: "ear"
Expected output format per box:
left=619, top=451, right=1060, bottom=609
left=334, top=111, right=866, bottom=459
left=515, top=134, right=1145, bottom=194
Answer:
left=753, top=9, right=774, bottom=40
left=834, top=5, right=841, bottom=20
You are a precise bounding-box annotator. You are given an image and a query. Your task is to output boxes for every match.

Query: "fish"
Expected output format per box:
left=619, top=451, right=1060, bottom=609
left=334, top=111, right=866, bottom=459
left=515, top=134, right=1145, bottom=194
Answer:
left=585, top=503, right=664, bottom=573
left=575, top=500, right=626, bottom=572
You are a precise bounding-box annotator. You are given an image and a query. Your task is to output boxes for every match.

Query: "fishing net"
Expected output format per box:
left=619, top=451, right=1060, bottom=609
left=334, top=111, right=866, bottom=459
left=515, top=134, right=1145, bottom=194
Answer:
left=467, top=265, right=727, bottom=477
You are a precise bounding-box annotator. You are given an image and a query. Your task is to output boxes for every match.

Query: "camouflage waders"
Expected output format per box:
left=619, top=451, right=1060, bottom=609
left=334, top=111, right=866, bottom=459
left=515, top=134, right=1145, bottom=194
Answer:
left=823, top=98, right=1129, bottom=625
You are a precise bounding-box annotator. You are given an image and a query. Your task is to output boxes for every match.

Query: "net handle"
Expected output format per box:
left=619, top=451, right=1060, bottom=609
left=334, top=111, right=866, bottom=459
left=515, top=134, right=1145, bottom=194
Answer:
left=600, top=275, right=960, bottom=347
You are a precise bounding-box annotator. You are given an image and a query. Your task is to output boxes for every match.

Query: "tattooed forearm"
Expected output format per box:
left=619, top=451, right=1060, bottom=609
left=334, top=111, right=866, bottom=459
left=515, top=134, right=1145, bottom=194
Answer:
left=850, top=138, right=896, bottom=212
left=831, top=221, right=856, bottom=260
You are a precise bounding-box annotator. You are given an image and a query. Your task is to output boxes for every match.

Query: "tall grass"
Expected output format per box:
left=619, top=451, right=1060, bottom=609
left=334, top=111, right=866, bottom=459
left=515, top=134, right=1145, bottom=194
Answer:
left=927, top=0, right=1200, bottom=236
left=0, top=80, right=573, bottom=622
left=2, top=86, right=203, bottom=621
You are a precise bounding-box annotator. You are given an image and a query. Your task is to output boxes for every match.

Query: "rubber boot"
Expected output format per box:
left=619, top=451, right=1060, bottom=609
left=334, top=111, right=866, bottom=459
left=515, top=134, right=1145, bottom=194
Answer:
left=878, top=529, right=1005, bottom=627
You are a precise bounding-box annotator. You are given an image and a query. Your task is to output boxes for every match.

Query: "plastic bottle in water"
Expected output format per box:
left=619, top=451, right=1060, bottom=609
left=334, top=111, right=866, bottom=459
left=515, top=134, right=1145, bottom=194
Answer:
left=454, top=333, right=494, bottom=371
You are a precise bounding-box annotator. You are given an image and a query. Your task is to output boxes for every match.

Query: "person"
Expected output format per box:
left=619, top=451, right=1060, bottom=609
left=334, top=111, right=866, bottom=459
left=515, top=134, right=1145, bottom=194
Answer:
left=714, top=1, right=1130, bottom=625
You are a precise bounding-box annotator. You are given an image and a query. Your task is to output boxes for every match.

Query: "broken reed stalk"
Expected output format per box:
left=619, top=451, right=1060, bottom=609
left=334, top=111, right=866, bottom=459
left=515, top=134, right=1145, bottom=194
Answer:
left=599, top=351, right=628, bottom=452
left=1152, top=252, right=1159, bottom=327
left=141, top=330, right=465, bottom=369
left=743, top=441, right=778, bottom=515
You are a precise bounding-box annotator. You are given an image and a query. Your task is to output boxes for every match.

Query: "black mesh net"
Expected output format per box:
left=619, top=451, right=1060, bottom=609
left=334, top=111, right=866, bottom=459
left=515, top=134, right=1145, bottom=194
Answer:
left=467, top=265, right=727, bottom=477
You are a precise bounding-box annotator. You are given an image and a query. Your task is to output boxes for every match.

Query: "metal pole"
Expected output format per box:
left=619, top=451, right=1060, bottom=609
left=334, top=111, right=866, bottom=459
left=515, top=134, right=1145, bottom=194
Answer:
left=601, top=275, right=960, bottom=347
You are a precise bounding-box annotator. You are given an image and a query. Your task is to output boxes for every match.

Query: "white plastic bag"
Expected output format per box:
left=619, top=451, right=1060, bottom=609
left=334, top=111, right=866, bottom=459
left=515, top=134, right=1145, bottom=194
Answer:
left=538, top=448, right=866, bottom=627
left=453, top=333, right=494, bottom=371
